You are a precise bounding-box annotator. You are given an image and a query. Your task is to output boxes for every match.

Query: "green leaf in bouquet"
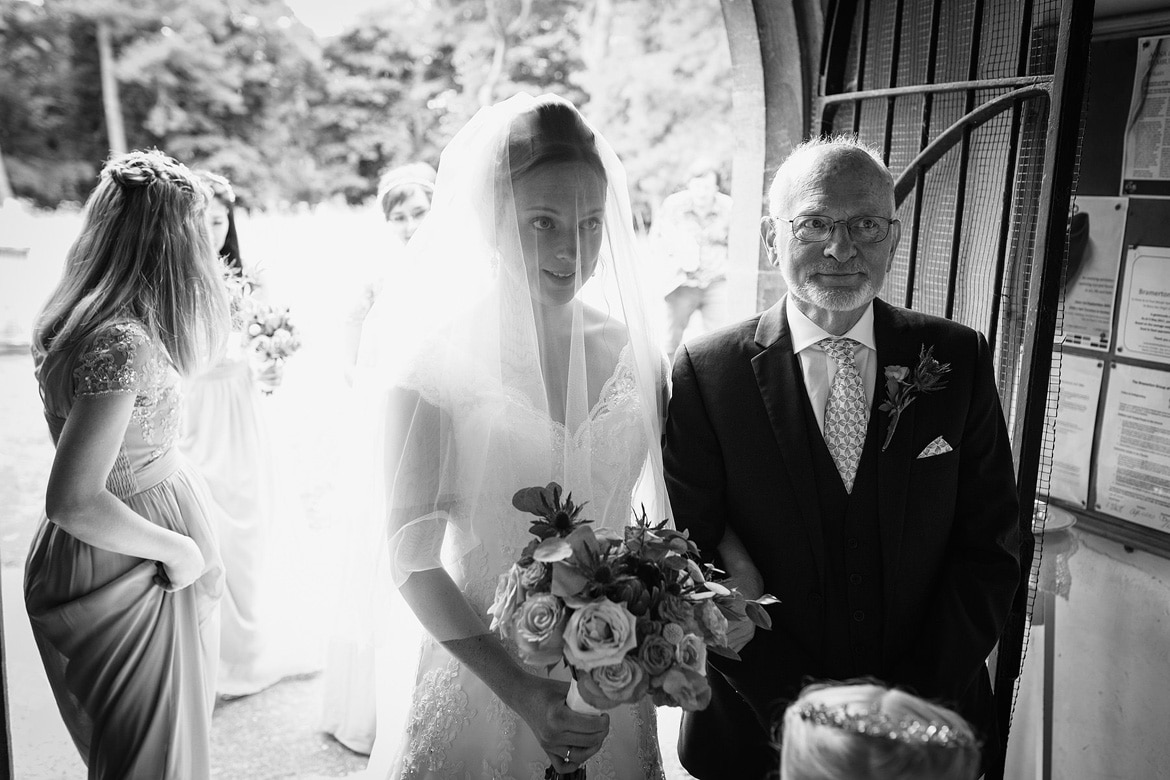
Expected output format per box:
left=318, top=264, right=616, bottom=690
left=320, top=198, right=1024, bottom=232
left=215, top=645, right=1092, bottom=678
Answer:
left=533, top=537, right=573, bottom=563
left=706, top=644, right=742, bottom=662
left=745, top=600, right=775, bottom=630
left=702, top=581, right=731, bottom=597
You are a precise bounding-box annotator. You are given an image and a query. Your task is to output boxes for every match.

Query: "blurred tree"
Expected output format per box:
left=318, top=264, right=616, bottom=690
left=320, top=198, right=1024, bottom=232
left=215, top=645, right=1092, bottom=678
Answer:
left=0, top=0, right=732, bottom=209
left=310, top=3, right=457, bottom=203
left=583, top=0, right=734, bottom=226
left=115, top=0, right=325, bottom=207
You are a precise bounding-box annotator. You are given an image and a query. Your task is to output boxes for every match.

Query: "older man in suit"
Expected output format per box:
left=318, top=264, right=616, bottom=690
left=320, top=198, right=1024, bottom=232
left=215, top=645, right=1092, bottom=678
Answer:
left=664, top=136, right=1023, bottom=778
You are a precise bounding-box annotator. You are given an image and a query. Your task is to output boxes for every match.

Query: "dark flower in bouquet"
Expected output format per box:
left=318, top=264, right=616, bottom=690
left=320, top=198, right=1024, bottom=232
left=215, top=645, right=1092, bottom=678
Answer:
left=488, top=483, right=778, bottom=778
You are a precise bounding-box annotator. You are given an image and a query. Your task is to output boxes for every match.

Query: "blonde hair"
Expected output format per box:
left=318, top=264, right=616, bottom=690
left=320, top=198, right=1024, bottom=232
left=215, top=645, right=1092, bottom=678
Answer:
left=33, top=149, right=229, bottom=376
left=779, top=683, right=981, bottom=780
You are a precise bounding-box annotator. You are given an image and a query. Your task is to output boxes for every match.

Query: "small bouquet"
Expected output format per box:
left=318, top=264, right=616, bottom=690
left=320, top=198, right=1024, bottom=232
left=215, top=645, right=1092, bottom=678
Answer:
left=488, top=483, right=777, bottom=779
left=222, top=266, right=259, bottom=330
left=242, top=301, right=301, bottom=394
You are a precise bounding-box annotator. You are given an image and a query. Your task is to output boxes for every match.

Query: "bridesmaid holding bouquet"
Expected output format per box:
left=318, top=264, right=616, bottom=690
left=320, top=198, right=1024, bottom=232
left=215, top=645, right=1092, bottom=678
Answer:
left=182, top=170, right=288, bottom=698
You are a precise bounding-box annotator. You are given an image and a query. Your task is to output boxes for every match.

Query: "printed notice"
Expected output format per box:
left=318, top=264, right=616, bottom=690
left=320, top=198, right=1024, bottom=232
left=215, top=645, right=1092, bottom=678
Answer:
left=1096, top=363, right=1170, bottom=533
left=1123, top=36, right=1170, bottom=198
left=1061, top=197, right=1126, bottom=350
left=1049, top=355, right=1104, bottom=506
left=1117, top=245, right=1170, bottom=365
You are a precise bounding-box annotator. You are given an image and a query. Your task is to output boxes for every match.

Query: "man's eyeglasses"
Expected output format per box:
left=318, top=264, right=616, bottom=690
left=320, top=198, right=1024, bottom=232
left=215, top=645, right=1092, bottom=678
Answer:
left=777, top=215, right=898, bottom=244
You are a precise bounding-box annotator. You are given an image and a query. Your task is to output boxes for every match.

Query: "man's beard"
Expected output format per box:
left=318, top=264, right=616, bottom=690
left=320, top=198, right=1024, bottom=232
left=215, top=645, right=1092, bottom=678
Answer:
left=789, top=277, right=879, bottom=312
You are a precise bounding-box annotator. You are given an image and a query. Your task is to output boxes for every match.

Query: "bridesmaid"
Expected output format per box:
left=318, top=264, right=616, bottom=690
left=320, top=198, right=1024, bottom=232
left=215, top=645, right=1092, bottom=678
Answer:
left=341, top=161, right=436, bottom=383
left=324, top=161, right=435, bottom=754
left=182, top=170, right=285, bottom=698
left=26, top=149, right=229, bottom=779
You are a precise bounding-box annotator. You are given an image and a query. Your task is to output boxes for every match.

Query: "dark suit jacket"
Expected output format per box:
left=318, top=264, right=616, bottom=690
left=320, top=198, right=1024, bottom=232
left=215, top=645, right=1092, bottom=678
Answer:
left=664, top=297, right=1023, bottom=779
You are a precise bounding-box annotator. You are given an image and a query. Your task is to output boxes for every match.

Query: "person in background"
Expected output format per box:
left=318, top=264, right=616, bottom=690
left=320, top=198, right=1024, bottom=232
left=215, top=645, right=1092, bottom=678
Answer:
left=26, top=149, right=228, bottom=778
left=779, top=682, right=981, bottom=780
left=182, top=170, right=286, bottom=698
left=321, top=161, right=437, bottom=754
left=341, top=162, right=437, bottom=383
left=379, top=162, right=437, bottom=248
left=652, top=157, right=733, bottom=357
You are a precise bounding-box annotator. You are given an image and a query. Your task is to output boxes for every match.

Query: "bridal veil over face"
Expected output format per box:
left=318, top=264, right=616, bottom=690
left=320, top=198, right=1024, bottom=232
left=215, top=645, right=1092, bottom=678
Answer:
left=358, top=93, right=671, bottom=589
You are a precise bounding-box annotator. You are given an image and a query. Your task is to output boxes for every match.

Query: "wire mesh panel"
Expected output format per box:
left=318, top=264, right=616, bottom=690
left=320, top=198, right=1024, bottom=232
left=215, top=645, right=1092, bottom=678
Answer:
left=816, top=0, right=1092, bottom=774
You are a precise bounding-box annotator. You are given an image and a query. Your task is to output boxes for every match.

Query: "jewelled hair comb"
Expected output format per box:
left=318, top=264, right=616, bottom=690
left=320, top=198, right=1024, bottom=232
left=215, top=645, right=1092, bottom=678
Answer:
left=796, top=703, right=978, bottom=749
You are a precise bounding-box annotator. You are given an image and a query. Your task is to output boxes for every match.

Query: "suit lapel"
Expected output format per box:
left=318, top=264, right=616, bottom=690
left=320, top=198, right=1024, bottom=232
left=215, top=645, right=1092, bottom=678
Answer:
left=874, top=299, right=918, bottom=613
left=752, top=300, right=825, bottom=580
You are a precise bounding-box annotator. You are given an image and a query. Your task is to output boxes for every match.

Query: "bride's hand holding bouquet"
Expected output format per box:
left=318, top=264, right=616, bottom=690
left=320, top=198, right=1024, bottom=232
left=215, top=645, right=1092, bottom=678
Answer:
left=489, top=483, right=777, bottom=778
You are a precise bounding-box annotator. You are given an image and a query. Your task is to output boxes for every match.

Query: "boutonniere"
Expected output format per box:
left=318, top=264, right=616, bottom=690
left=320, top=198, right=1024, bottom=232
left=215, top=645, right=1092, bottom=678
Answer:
left=879, top=344, right=951, bottom=451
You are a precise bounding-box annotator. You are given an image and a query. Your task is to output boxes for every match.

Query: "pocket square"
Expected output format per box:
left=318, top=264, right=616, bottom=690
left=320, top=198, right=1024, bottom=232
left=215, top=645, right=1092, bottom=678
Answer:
left=917, top=436, right=953, bottom=459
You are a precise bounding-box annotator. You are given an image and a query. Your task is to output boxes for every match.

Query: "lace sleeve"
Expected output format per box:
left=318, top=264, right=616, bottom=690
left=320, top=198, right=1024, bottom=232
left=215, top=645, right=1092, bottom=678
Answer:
left=383, top=387, right=459, bottom=585
left=73, top=322, right=151, bottom=396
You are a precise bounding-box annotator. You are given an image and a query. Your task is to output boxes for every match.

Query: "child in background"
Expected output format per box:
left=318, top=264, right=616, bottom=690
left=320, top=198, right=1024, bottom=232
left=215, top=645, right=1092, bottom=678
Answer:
left=780, top=682, right=982, bottom=780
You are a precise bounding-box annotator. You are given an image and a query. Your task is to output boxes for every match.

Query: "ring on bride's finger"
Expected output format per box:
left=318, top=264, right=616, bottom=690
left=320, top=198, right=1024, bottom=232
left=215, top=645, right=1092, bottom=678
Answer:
left=564, top=747, right=572, bottom=763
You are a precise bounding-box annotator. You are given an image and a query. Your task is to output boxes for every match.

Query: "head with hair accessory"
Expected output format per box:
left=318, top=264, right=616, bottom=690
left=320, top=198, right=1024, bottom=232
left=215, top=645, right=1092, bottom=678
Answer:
left=194, top=170, right=243, bottom=271
left=33, top=149, right=228, bottom=375
left=500, top=95, right=608, bottom=307
left=378, top=162, right=436, bottom=244
left=779, top=682, right=981, bottom=780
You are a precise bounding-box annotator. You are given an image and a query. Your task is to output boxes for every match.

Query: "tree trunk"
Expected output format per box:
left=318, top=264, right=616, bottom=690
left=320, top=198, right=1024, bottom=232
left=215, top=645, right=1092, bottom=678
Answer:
left=580, top=0, right=615, bottom=121
left=97, top=19, right=127, bottom=156
left=478, top=35, right=509, bottom=107
left=478, top=0, right=533, bottom=107
left=0, top=139, right=13, bottom=202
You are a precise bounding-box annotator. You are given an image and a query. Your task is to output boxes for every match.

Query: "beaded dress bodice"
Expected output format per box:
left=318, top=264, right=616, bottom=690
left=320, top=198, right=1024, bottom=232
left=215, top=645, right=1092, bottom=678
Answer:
left=34, top=321, right=183, bottom=498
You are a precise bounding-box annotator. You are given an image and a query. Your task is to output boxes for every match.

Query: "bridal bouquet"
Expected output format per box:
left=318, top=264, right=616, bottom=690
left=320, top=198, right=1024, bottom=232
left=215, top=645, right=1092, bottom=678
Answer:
left=489, top=483, right=776, bottom=778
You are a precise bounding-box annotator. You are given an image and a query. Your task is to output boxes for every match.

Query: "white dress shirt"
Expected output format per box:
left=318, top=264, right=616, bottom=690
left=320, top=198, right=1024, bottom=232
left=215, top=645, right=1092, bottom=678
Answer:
left=785, top=296, right=878, bottom=435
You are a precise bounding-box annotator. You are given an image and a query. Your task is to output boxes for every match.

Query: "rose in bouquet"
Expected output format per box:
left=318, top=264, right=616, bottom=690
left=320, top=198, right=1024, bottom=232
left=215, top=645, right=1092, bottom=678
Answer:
left=488, top=483, right=777, bottom=778
left=241, top=300, right=301, bottom=394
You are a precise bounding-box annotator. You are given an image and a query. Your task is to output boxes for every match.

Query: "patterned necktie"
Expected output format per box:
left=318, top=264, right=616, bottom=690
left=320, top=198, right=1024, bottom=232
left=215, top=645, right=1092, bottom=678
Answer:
left=821, top=337, right=869, bottom=493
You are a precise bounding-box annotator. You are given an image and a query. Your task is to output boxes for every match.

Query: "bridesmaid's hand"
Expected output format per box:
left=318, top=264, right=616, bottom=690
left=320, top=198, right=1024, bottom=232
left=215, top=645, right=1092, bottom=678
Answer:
left=514, top=676, right=609, bottom=774
left=155, top=535, right=205, bottom=591
left=256, top=359, right=284, bottom=392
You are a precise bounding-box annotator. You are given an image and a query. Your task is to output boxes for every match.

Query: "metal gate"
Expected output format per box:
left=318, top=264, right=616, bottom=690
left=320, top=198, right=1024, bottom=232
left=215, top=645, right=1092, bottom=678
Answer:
left=815, top=0, right=1094, bottom=774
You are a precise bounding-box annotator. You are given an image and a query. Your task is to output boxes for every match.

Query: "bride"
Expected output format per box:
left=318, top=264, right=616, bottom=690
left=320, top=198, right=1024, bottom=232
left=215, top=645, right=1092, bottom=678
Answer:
left=357, top=93, right=672, bottom=778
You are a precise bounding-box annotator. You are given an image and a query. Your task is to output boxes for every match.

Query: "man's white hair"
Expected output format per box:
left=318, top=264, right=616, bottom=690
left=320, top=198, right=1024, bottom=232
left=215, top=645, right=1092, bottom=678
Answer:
left=767, top=135, right=894, bottom=217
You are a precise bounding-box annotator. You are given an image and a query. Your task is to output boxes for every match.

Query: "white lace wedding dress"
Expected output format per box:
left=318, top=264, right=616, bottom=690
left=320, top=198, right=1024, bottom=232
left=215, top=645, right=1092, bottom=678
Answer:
left=367, top=343, right=666, bottom=780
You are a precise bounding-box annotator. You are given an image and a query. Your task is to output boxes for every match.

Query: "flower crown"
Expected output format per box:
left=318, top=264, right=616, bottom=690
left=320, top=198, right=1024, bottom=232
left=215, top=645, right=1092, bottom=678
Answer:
left=104, top=150, right=198, bottom=194
left=796, top=702, right=978, bottom=750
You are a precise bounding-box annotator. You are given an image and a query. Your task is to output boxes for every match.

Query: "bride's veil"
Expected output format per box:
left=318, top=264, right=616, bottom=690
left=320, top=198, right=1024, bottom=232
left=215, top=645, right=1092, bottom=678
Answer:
left=357, top=92, right=671, bottom=593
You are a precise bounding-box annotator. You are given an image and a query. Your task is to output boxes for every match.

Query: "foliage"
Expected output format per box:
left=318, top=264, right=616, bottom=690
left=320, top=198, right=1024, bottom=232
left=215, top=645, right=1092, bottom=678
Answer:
left=0, top=0, right=733, bottom=210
